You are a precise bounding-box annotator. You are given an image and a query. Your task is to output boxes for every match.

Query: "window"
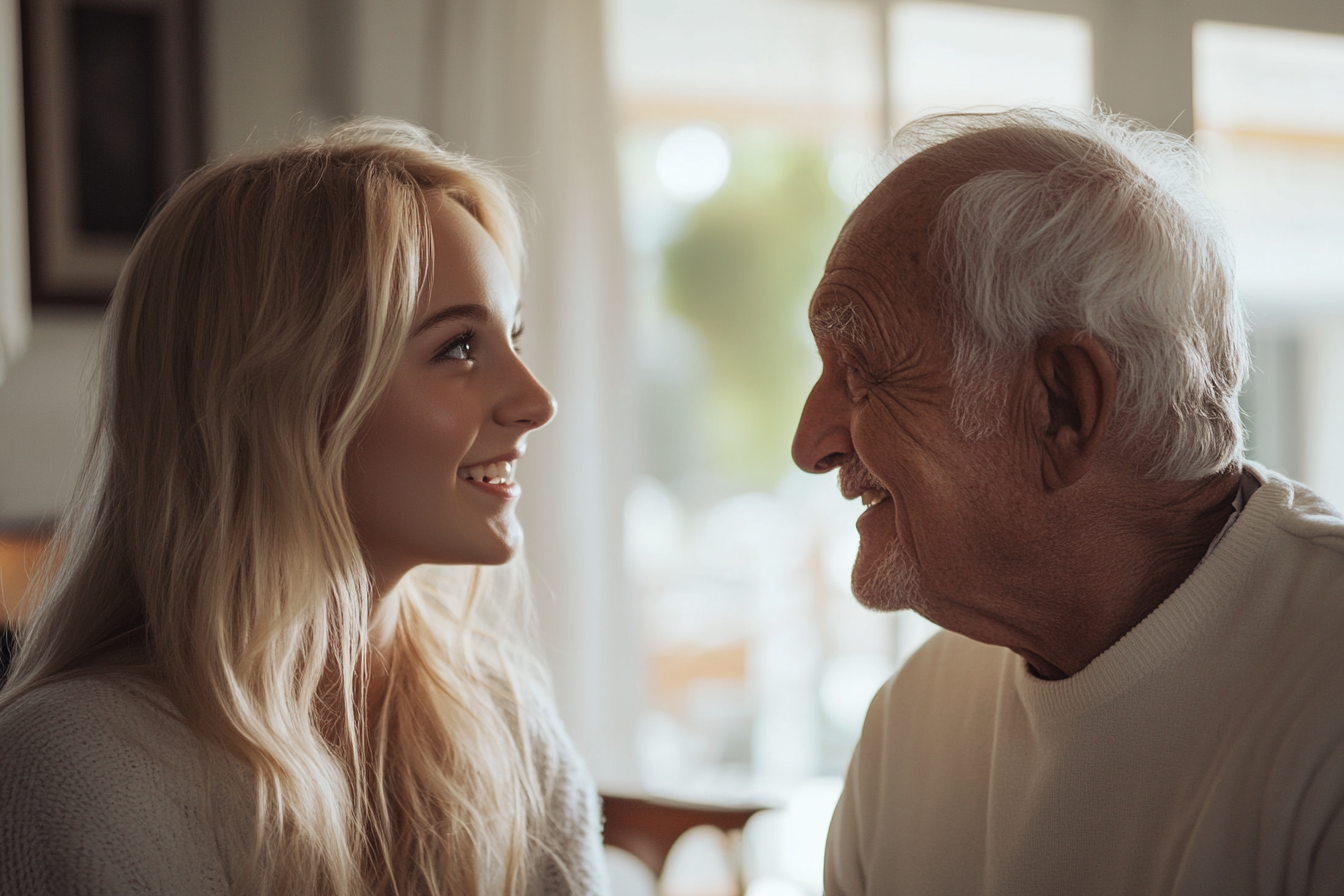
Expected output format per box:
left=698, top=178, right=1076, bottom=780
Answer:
left=889, top=2, right=1091, bottom=126
left=608, top=2, right=1093, bottom=889
left=1195, top=21, right=1344, bottom=507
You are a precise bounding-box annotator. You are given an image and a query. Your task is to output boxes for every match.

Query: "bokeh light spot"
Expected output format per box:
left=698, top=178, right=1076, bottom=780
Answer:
left=656, top=124, right=732, bottom=202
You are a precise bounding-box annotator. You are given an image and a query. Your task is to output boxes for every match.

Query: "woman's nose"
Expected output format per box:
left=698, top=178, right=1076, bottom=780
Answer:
left=501, top=360, right=557, bottom=430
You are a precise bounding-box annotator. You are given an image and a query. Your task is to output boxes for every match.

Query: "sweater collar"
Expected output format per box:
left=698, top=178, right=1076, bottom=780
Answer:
left=1013, top=463, right=1282, bottom=720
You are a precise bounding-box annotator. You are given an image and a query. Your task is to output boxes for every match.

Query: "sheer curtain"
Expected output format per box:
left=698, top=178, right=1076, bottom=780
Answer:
left=358, top=0, right=641, bottom=784
left=0, top=0, right=29, bottom=385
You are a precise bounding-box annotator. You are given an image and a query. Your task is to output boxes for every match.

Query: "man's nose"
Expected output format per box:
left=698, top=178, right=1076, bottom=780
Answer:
left=792, top=377, right=852, bottom=474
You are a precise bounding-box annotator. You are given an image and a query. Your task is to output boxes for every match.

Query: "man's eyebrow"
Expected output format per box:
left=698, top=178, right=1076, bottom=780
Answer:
left=810, top=301, right=868, bottom=347
left=411, top=303, right=491, bottom=338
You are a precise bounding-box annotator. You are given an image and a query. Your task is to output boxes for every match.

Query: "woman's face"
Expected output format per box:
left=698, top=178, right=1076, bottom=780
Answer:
left=345, top=194, right=555, bottom=592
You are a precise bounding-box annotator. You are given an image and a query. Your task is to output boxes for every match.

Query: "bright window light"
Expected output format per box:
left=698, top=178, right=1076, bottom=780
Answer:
left=890, top=2, right=1092, bottom=126
left=1195, top=21, right=1344, bottom=303
left=1195, top=21, right=1344, bottom=135
left=1195, top=21, right=1344, bottom=511
left=608, top=0, right=880, bottom=139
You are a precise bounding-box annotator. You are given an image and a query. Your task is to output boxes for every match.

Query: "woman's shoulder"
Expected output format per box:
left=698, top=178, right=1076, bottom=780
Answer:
left=514, top=675, right=597, bottom=805
left=0, top=673, right=202, bottom=782
left=0, top=674, right=241, bottom=894
left=513, top=678, right=610, bottom=896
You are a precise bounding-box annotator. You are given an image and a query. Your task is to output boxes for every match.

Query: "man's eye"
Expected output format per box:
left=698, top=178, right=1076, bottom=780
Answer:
left=841, top=359, right=870, bottom=399
left=437, top=332, right=474, bottom=362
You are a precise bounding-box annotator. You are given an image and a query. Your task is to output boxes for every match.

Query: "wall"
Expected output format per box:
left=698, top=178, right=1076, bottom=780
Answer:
left=0, top=309, right=98, bottom=525
left=0, top=0, right=324, bottom=530
left=0, top=0, right=26, bottom=386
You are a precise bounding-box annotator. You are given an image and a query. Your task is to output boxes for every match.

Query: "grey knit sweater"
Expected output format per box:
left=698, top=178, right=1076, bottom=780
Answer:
left=0, top=674, right=609, bottom=894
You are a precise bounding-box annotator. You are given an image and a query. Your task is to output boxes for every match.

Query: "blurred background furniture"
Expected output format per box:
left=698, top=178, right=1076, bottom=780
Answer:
left=0, top=526, right=46, bottom=687
left=601, top=791, right=770, bottom=892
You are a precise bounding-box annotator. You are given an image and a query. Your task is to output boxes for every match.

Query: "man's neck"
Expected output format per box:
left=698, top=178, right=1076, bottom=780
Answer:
left=1022, top=468, right=1244, bottom=679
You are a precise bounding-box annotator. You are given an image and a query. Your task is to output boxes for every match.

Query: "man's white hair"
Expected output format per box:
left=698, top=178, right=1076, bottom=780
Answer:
left=884, top=107, right=1249, bottom=481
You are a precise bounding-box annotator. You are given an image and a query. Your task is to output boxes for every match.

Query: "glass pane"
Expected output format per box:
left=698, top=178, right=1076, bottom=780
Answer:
left=609, top=0, right=890, bottom=808
left=609, top=2, right=1093, bottom=888
left=1194, top=21, right=1344, bottom=508
left=890, top=2, right=1092, bottom=127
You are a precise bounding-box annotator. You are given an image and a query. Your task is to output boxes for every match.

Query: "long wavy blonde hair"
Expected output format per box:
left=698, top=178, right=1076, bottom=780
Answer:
left=2, top=120, right=559, bottom=894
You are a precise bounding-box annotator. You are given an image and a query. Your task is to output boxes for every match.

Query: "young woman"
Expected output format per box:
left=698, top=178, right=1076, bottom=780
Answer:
left=0, top=120, right=606, bottom=894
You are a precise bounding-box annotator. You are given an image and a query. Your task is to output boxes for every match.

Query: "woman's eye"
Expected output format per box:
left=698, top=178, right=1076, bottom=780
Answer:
left=438, top=333, right=473, bottom=362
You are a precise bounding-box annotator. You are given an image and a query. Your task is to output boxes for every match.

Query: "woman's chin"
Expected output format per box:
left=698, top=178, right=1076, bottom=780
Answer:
left=444, top=530, right=523, bottom=567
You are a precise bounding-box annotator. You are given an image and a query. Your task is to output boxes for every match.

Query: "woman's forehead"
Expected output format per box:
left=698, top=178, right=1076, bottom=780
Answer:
left=422, top=198, right=516, bottom=310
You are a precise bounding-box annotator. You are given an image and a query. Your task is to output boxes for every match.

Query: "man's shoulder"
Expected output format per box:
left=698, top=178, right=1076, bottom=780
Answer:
left=889, top=628, right=1006, bottom=691
left=1234, top=469, right=1344, bottom=635
left=861, top=629, right=1009, bottom=740
left=1203, top=468, right=1344, bottom=636
left=1247, top=466, right=1344, bottom=552
left=831, top=630, right=1011, bottom=893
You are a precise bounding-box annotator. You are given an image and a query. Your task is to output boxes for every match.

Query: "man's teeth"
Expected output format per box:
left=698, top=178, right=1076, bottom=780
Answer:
left=458, top=461, right=515, bottom=485
left=861, top=488, right=889, bottom=508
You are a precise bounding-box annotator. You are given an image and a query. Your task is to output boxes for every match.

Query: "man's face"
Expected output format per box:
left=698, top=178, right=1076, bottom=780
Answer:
left=791, top=165, right=1033, bottom=620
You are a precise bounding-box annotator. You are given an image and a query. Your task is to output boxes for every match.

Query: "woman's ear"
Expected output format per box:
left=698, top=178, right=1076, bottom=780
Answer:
left=1033, top=330, right=1116, bottom=490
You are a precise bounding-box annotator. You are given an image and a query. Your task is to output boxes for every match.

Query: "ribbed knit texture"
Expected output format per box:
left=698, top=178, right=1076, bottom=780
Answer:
left=826, top=465, right=1344, bottom=896
left=0, top=674, right=608, bottom=895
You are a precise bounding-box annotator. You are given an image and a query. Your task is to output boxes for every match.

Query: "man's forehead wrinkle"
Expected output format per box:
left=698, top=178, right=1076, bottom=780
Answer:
left=811, top=286, right=940, bottom=391
left=812, top=263, right=910, bottom=342
left=821, top=222, right=933, bottom=337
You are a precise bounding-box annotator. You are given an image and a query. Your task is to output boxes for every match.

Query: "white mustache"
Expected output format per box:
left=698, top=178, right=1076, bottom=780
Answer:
left=837, top=460, right=883, bottom=496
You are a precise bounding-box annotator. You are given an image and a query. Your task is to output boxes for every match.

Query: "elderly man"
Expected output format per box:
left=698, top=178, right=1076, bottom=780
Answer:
left=792, top=108, right=1344, bottom=895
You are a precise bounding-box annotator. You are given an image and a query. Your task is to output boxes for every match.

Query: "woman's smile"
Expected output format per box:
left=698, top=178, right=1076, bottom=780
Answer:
left=457, top=450, right=524, bottom=497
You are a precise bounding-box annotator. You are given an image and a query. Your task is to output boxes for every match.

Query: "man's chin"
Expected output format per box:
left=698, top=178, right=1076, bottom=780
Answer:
left=851, top=541, right=927, bottom=613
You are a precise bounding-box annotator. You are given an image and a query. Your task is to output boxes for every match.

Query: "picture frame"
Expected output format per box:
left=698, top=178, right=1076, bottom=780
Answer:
left=21, top=0, right=201, bottom=306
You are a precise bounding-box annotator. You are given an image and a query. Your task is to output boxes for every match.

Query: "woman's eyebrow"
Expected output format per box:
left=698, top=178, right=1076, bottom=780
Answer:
left=411, top=303, right=490, bottom=337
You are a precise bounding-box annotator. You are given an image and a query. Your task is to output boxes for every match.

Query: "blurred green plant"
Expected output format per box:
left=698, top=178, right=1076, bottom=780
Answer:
left=662, top=132, right=849, bottom=490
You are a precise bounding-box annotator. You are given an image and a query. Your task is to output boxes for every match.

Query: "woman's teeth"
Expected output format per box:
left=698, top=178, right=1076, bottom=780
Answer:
left=861, top=488, right=890, bottom=508
left=459, top=461, right=515, bottom=485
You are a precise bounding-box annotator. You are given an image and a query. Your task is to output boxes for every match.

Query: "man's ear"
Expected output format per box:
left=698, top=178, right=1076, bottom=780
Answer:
left=1033, top=330, right=1116, bottom=490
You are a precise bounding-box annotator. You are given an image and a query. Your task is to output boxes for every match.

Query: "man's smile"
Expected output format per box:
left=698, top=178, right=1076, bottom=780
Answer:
left=838, top=460, right=891, bottom=511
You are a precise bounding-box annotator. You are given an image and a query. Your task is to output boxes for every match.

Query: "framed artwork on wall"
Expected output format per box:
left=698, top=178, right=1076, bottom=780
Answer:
left=21, top=0, right=201, bottom=306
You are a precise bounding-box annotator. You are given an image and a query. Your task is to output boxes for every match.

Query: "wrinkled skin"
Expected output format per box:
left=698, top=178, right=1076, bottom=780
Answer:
left=792, top=143, right=1239, bottom=679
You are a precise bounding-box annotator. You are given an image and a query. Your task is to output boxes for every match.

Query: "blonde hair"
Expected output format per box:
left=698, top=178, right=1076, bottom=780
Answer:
left=2, top=120, right=561, bottom=894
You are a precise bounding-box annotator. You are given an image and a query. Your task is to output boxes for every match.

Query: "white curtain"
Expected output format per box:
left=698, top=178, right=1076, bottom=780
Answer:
left=432, top=0, right=639, bottom=787
left=353, top=0, right=641, bottom=785
left=0, top=0, right=29, bottom=386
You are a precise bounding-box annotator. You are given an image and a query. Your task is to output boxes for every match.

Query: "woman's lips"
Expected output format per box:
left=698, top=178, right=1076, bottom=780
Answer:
left=457, top=458, right=520, bottom=498
left=460, top=477, right=520, bottom=499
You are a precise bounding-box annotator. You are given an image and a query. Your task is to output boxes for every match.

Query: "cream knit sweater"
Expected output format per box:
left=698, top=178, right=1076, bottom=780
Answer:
left=826, top=466, right=1344, bottom=895
left=0, top=672, right=609, bottom=894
